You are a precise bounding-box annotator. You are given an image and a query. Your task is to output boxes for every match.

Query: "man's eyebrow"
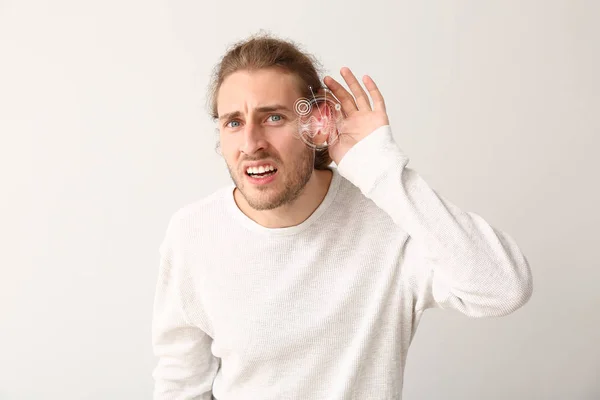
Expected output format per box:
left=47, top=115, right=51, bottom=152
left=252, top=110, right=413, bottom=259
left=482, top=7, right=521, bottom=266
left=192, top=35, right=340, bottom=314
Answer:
left=255, top=104, right=293, bottom=113
left=218, top=110, right=241, bottom=121
left=218, top=104, right=293, bottom=121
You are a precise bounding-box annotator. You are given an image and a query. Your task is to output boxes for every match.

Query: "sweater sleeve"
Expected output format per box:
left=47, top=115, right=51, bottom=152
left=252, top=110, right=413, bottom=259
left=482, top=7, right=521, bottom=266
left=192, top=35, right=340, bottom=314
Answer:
left=336, top=125, right=533, bottom=317
left=152, top=215, right=220, bottom=399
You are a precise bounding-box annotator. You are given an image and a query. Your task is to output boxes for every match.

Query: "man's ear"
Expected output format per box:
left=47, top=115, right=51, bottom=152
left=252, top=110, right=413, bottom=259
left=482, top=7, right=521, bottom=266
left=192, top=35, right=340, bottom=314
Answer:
left=315, top=100, right=331, bottom=120
left=310, top=100, right=335, bottom=147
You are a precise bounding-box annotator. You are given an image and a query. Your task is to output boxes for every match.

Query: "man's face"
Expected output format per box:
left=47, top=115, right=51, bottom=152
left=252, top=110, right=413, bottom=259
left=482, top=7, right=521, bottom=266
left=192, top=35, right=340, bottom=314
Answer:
left=217, top=68, right=314, bottom=211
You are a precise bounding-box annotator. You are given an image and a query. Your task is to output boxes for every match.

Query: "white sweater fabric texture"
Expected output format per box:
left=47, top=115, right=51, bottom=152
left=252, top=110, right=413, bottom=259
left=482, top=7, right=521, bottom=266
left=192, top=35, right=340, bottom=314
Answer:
left=152, top=125, right=533, bottom=400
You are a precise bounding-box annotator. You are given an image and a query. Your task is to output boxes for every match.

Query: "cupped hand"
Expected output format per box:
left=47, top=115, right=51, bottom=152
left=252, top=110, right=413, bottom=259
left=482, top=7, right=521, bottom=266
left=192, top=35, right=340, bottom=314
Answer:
left=321, top=67, right=390, bottom=165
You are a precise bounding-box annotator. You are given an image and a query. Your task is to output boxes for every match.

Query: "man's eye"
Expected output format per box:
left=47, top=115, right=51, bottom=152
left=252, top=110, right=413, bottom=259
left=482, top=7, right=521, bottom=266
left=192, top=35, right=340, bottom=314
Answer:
left=268, top=114, right=283, bottom=122
left=226, top=120, right=241, bottom=128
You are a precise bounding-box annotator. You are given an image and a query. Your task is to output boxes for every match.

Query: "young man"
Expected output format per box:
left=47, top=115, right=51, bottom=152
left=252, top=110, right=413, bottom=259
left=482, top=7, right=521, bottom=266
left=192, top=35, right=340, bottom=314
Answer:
left=152, top=34, right=533, bottom=399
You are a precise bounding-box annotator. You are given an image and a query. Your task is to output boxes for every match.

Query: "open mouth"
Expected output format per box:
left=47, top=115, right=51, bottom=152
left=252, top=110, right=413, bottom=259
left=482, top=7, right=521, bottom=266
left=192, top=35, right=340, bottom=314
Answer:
left=245, top=166, right=278, bottom=180
left=246, top=169, right=277, bottom=178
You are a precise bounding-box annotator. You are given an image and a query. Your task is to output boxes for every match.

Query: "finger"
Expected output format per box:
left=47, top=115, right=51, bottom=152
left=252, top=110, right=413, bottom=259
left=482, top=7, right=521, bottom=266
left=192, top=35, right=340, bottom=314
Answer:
left=340, top=67, right=372, bottom=111
left=323, top=75, right=358, bottom=115
left=363, top=75, right=386, bottom=112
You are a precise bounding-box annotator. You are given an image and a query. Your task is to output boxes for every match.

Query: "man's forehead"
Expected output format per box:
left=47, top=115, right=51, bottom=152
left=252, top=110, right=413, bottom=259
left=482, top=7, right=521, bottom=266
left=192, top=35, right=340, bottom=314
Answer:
left=217, top=69, right=302, bottom=114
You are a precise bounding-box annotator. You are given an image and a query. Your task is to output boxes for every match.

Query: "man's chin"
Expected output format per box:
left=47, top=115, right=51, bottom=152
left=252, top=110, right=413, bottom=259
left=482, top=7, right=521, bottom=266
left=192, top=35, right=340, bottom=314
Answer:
left=235, top=184, right=278, bottom=209
left=244, top=193, right=284, bottom=211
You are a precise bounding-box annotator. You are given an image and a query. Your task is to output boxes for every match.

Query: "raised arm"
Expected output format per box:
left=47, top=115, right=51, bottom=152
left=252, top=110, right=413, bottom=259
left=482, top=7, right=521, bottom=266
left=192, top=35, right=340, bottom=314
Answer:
left=337, top=125, right=533, bottom=317
left=323, top=68, right=532, bottom=318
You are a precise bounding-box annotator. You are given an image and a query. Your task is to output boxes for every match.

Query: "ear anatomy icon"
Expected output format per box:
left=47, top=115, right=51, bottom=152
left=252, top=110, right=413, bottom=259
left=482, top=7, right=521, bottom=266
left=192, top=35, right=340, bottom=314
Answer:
left=293, top=86, right=344, bottom=151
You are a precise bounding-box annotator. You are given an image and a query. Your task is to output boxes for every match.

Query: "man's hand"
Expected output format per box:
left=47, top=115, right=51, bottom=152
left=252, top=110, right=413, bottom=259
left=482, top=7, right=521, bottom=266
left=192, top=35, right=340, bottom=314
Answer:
left=322, top=67, right=390, bottom=165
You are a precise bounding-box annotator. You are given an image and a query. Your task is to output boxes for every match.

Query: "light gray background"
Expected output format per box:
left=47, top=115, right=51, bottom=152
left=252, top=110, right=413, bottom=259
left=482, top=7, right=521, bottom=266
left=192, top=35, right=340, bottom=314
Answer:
left=1, top=1, right=598, bottom=399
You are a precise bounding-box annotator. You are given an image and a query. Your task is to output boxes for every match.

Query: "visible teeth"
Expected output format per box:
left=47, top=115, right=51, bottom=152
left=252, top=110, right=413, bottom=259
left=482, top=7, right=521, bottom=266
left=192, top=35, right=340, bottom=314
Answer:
left=247, top=165, right=275, bottom=175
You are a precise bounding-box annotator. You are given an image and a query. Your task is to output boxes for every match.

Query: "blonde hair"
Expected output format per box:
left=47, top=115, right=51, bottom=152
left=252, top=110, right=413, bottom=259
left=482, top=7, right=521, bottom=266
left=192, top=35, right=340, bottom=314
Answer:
left=207, top=32, right=332, bottom=170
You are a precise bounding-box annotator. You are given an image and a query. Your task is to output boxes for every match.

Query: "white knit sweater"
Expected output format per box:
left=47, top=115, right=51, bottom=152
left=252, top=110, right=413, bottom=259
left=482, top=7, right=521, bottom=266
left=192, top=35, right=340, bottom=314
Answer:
left=151, top=125, right=533, bottom=399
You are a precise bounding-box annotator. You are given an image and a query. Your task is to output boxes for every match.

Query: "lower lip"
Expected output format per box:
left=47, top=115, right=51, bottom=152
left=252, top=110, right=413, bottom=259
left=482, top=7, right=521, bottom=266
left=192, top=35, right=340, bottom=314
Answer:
left=246, top=170, right=278, bottom=185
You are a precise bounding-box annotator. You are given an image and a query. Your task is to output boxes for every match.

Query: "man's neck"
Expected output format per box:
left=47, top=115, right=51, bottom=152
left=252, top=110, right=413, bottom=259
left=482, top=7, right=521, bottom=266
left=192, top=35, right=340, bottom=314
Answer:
left=234, top=168, right=333, bottom=229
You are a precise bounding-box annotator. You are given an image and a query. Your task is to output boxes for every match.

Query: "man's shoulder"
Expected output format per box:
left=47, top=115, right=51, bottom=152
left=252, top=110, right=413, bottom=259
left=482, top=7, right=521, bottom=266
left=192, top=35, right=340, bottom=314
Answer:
left=158, top=184, right=234, bottom=255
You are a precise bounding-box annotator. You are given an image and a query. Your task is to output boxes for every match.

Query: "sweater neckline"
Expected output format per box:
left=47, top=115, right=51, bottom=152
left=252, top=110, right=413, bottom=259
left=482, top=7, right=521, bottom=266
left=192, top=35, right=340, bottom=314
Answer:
left=224, top=166, right=341, bottom=236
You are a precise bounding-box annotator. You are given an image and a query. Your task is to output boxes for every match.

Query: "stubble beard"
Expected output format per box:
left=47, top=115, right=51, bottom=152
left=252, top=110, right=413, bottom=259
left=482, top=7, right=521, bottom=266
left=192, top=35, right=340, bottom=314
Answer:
left=228, top=149, right=314, bottom=211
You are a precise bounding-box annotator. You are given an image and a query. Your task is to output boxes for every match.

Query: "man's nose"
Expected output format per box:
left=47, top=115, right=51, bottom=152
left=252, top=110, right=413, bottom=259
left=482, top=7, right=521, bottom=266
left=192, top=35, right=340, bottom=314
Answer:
left=240, top=121, right=267, bottom=155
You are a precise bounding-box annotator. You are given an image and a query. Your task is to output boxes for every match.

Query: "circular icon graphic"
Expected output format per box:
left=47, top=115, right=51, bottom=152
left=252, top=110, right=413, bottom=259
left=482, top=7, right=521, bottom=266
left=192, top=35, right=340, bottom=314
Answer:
left=294, top=98, right=312, bottom=116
